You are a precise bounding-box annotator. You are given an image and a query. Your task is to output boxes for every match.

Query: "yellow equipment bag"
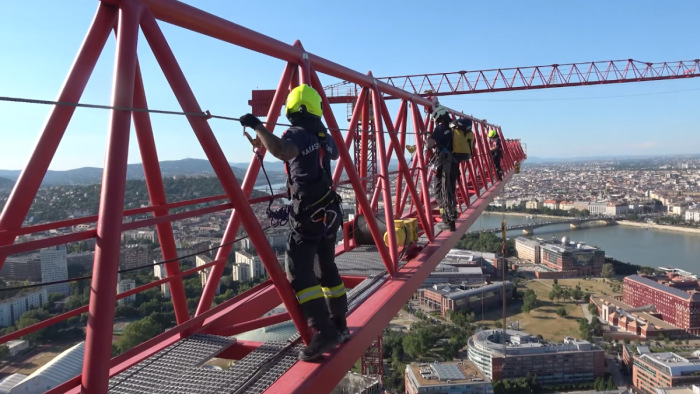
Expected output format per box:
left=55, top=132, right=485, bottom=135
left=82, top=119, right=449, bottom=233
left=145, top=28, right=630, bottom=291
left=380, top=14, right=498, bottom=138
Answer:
left=452, top=128, right=474, bottom=162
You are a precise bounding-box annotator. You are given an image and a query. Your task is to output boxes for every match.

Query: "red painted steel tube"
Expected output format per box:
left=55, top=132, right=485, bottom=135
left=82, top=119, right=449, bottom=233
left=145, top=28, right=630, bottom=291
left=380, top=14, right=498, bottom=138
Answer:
left=82, top=2, right=142, bottom=391
left=0, top=4, right=116, bottom=268
left=0, top=256, right=226, bottom=346
left=308, top=71, right=394, bottom=273
left=391, top=102, right=407, bottom=217
left=331, top=88, right=366, bottom=184
left=379, top=98, right=432, bottom=248
left=410, top=103, right=434, bottom=239
left=267, top=175, right=515, bottom=393
left=132, top=64, right=190, bottom=325
left=195, top=61, right=294, bottom=317
left=139, top=12, right=310, bottom=343
left=371, top=87, right=398, bottom=268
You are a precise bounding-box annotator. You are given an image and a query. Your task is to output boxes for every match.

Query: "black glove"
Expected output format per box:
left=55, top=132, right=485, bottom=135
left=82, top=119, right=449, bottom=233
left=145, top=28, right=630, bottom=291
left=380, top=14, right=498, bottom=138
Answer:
left=239, top=113, right=262, bottom=129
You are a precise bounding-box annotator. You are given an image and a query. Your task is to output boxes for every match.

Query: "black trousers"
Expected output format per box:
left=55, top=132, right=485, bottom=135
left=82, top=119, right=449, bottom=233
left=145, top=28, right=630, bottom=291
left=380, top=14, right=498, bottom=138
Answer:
left=433, top=151, right=459, bottom=224
left=492, top=151, right=503, bottom=178
left=285, top=201, right=347, bottom=331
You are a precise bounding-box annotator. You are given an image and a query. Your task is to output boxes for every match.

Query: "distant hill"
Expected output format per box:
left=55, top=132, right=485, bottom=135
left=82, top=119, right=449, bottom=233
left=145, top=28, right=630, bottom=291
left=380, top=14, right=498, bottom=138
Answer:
left=0, top=159, right=286, bottom=187
left=0, top=177, right=14, bottom=190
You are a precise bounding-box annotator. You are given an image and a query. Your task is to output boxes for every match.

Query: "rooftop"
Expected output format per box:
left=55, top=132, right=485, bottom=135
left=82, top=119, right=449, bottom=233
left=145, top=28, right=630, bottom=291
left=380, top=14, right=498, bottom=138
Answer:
left=626, top=275, right=699, bottom=301
left=406, top=361, right=488, bottom=387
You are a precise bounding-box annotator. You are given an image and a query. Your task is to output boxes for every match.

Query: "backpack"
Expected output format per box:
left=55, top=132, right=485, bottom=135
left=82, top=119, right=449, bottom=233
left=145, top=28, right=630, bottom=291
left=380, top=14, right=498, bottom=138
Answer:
left=452, top=128, right=474, bottom=162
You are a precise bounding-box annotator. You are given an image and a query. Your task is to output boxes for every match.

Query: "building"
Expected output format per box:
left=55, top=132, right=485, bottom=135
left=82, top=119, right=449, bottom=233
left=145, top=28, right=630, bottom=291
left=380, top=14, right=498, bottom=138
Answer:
left=405, top=361, right=493, bottom=394
left=418, top=282, right=512, bottom=317
left=195, top=255, right=219, bottom=295
left=539, top=243, right=604, bottom=276
left=633, top=352, right=700, bottom=393
left=543, top=199, right=559, bottom=210
left=153, top=262, right=171, bottom=299
left=592, top=294, right=686, bottom=339
left=515, top=237, right=540, bottom=264
left=6, top=341, right=85, bottom=393
left=686, top=209, right=700, bottom=222
left=623, top=275, right=700, bottom=334
left=66, top=251, right=94, bottom=270
left=525, top=200, right=542, bottom=210
left=0, top=253, right=41, bottom=281
left=121, top=229, right=156, bottom=243
left=655, top=386, right=700, bottom=394
left=234, top=251, right=265, bottom=280
left=119, top=245, right=148, bottom=270
left=0, top=288, right=48, bottom=327
left=5, top=340, right=28, bottom=356
left=468, top=329, right=604, bottom=385
left=116, top=276, right=136, bottom=305
left=40, top=246, right=69, bottom=296
left=423, top=265, right=487, bottom=287
left=232, top=261, right=251, bottom=282
left=589, top=202, right=608, bottom=216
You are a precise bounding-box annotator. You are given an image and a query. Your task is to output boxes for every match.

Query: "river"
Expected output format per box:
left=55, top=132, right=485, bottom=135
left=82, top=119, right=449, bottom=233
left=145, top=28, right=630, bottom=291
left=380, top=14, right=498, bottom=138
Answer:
left=472, top=213, right=700, bottom=274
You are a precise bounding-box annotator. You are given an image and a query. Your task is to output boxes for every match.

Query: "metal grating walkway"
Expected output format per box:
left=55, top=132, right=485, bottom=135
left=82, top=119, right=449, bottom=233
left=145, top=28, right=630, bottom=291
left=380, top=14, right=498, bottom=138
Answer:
left=108, top=335, right=302, bottom=394
left=107, top=245, right=416, bottom=393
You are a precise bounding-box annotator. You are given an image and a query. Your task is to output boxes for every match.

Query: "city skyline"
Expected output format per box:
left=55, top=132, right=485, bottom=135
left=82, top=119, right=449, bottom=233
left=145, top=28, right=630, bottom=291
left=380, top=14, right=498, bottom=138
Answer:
left=0, top=1, right=698, bottom=171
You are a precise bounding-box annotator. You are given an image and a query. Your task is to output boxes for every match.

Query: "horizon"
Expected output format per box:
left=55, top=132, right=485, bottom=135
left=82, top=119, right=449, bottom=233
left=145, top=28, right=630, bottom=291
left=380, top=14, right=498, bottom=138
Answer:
left=1, top=2, right=699, bottom=171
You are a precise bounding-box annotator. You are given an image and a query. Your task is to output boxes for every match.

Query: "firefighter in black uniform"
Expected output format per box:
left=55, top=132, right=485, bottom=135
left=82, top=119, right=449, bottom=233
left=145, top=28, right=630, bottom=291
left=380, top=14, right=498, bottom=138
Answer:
left=239, top=84, right=348, bottom=361
left=426, top=105, right=459, bottom=231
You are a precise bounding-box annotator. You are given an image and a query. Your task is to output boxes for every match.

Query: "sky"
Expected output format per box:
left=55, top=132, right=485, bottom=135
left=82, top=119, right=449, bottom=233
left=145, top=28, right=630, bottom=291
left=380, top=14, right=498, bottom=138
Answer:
left=0, top=1, right=699, bottom=171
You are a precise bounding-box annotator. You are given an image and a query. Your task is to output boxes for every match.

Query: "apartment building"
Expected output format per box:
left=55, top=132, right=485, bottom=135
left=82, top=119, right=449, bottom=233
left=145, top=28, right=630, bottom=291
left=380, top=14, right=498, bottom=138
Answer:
left=405, top=361, right=493, bottom=394
left=623, top=275, right=700, bottom=333
left=468, top=329, right=604, bottom=385
left=515, top=237, right=540, bottom=264
left=633, top=352, right=700, bottom=393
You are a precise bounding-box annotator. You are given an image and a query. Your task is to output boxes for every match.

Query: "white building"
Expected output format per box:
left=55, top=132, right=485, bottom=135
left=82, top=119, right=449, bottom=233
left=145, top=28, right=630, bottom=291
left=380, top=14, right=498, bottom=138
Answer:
left=6, top=340, right=28, bottom=356
left=40, top=246, right=69, bottom=296
left=7, top=341, right=85, bottom=393
left=153, top=262, right=171, bottom=299
left=195, top=255, right=219, bottom=295
left=232, top=261, right=251, bottom=282
left=0, top=288, right=47, bottom=327
left=234, top=251, right=265, bottom=280
left=116, top=276, right=136, bottom=305
left=686, top=209, right=700, bottom=222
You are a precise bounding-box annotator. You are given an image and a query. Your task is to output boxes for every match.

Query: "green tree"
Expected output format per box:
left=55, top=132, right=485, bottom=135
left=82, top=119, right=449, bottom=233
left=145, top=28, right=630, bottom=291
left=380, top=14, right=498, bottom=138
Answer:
left=556, top=306, right=567, bottom=317
left=522, top=289, right=538, bottom=314
left=606, top=375, right=616, bottom=390
left=117, top=316, right=165, bottom=353
left=601, top=263, right=615, bottom=281
left=588, top=302, right=598, bottom=316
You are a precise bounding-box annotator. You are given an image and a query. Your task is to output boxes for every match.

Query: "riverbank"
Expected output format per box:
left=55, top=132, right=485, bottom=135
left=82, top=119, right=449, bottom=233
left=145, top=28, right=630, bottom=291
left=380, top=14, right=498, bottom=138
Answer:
left=617, top=220, right=700, bottom=235
left=482, top=211, right=569, bottom=220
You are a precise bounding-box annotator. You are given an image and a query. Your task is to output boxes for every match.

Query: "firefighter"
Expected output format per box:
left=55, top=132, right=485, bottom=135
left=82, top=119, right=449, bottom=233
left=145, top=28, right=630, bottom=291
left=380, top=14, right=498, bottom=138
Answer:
left=239, top=84, right=348, bottom=361
left=426, top=105, right=459, bottom=231
left=488, top=129, right=503, bottom=181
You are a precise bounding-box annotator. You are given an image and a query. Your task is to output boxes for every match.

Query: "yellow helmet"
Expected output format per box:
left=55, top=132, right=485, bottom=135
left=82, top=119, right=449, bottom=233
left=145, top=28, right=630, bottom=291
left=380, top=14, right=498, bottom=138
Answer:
left=488, top=129, right=498, bottom=138
left=286, top=84, right=323, bottom=120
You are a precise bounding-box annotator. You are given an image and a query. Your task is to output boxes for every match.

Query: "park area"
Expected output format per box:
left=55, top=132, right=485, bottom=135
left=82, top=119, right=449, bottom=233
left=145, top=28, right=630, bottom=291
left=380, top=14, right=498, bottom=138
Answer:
left=479, top=277, right=622, bottom=341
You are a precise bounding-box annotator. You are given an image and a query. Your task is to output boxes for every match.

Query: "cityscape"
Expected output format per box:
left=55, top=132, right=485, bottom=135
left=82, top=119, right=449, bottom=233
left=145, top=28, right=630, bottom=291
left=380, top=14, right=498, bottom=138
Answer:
left=0, top=155, right=699, bottom=393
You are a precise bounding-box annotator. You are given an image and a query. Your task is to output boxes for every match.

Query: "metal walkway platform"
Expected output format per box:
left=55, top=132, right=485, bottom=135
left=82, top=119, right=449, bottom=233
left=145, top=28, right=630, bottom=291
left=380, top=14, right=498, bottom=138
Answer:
left=106, top=250, right=392, bottom=394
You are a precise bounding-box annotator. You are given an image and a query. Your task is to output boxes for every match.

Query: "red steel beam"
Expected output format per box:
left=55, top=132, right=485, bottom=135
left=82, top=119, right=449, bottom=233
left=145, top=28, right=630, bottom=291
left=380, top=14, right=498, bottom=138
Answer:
left=267, top=171, right=518, bottom=394
left=82, top=1, right=142, bottom=391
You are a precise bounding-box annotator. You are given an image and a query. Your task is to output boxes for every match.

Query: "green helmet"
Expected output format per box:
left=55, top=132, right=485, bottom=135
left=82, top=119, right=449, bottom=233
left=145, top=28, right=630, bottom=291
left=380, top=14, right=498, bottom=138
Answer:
left=286, top=84, right=323, bottom=120
left=488, top=129, right=498, bottom=138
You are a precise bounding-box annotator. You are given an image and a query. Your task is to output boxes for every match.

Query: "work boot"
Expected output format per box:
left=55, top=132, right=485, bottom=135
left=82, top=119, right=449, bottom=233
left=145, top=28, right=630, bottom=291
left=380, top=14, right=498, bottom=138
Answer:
left=333, top=316, right=351, bottom=344
left=449, top=222, right=456, bottom=232
left=298, top=329, right=340, bottom=362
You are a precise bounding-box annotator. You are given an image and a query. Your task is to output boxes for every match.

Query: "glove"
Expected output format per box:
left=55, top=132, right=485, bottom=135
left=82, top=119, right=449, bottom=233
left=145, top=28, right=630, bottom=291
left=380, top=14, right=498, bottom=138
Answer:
left=239, top=113, right=262, bottom=129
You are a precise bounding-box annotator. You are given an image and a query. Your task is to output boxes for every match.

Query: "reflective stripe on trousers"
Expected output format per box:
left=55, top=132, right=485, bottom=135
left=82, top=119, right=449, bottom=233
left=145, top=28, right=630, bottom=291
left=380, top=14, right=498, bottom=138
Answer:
left=296, top=285, right=325, bottom=304
left=322, top=283, right=346, bottom=299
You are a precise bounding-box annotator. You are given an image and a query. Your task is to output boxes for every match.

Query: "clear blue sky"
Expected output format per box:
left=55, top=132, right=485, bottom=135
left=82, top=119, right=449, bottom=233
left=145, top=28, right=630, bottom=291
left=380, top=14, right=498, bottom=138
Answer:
left=1, top=1, right=698, bottom=171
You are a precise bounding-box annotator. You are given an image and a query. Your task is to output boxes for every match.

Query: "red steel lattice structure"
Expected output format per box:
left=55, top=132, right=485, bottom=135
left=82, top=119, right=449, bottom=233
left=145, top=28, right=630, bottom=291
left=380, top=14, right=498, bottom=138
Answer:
left=321, top=58, right=700, bottom=102
left=0, top=0, right=525, bottom=393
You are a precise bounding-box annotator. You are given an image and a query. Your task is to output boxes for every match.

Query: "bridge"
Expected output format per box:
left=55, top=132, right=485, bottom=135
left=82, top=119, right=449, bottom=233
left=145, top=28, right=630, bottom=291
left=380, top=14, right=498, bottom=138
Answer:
left=473, top=216, right=623, bottom=235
